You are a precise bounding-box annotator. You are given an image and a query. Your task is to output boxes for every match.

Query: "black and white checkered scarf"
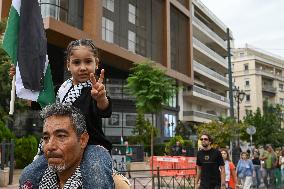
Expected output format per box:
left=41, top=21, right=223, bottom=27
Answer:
left=39, top=166, right=83, bottom=189
left=56, top=78, right=92, bottom=105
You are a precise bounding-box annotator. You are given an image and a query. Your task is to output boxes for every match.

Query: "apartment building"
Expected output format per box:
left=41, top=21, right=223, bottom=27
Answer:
left=182, top=0, right=232, bottom=125
left=0, top=0, right=234, bottom=142
left=232, top=45, right=284, bottom=120
left=0, top=0, right=194, bottom=143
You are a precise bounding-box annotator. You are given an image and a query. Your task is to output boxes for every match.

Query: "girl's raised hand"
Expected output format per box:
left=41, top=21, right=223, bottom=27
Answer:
left=90, top=69, right=109, bottom=110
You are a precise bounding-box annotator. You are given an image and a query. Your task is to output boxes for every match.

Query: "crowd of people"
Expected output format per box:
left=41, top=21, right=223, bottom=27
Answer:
left=196, top=133, right=284, bottom=189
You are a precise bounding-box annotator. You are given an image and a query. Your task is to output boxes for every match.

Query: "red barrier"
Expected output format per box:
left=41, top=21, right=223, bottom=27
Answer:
left=149, top=156, right=196, bottom=176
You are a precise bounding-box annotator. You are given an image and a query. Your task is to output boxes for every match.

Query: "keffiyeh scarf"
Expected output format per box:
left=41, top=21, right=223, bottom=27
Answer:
left=39, top=166, right=83, bottom=189
left=56, top=78, right=92, bottom=105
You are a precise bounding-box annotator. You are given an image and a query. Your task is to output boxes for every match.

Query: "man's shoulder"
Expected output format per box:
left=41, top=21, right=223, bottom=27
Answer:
left=81, top=145, right=114, bottom=188
left=19, top=155, right=48, bottom=188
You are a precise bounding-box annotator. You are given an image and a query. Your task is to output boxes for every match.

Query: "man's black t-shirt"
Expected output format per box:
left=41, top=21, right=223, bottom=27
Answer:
left=196, top=148, right=224, bottom=188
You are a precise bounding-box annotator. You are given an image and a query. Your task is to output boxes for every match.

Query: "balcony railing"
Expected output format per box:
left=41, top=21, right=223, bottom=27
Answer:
left=262, top=85, right=277, bottom=93
left=193, top=60, right=228, bottom=84
left=192, top=85, right=229, bottom=103
left=255, top=68, right=274, bottom=78
left=256, top=68, right=284, bottom=81
left=193, top=37, right=227, bottom=68
left=193, top=0, right=228, bottom=32
left=192, top=16, right=226, bottom=49
left=183, top=110, right=218, bottom=120
left=39, top=1, right=83, bottom=29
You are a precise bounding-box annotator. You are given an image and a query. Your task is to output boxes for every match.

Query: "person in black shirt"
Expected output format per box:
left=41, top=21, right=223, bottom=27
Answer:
left=171, top=141, right=183, bottom=156
left=195, top=134, right=226, bottom=189
left=252, top=150, right=261, bottom=188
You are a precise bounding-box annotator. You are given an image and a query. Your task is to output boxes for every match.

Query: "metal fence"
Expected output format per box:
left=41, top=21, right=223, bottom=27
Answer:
left=0, top=140, right=15, bottom=185
left=119, top=168, right=196, bottom=189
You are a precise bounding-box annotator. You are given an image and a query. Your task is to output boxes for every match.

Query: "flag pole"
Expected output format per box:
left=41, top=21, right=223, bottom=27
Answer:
left=9, top=75, right=16, bottom=115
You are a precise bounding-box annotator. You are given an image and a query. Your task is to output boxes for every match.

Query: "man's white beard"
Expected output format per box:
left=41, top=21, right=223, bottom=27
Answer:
left=48, top=164, right=66, bottom=173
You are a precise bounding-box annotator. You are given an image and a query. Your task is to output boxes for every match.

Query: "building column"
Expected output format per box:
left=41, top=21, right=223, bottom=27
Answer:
left=83, top=0, right=102, bottom=41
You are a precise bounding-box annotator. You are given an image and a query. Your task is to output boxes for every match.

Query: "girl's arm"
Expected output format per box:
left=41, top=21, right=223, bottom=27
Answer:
left=230, top=162, right=238, bottom=188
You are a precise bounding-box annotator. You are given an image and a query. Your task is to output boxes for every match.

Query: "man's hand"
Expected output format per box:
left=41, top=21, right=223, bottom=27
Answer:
left=9, top=64, right=16, bottom=79
left=90, top=69, right=109, bottom=110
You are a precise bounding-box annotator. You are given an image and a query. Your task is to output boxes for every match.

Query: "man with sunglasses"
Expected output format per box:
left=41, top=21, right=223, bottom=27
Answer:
left=195, top=134, right=226, bottom=189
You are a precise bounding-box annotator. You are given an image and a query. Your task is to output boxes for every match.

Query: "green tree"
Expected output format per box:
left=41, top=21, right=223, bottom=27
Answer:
left=175, top=120, right=192, bottom=139
left=244, top=101, right=284, bottom=146
left=196, top=118, right=245, bottom=148
left=125, top=60, right=177, bottom=114
left=125, top=60, right=178, bottom=157
left=128, top=111, right=157, bottom=145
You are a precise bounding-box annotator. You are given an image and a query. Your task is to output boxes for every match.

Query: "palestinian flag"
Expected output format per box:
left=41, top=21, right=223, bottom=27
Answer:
left=3, top=0, right=55, bottom=108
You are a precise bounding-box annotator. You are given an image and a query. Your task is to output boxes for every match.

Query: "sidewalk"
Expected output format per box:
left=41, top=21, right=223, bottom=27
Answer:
left=0, top=169, right=22, bottom=189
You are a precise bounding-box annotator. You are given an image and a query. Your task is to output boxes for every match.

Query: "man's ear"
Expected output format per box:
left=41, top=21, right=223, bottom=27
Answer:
left=80, top=132, right=89, bottom=149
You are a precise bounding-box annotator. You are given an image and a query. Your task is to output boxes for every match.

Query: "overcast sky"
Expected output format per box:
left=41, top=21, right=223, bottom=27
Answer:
left=201, top=0, right=284, bottom=58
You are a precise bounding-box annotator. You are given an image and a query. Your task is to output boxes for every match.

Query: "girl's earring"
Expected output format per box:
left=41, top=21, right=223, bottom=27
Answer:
left=67, top=68, right=70, bottom=71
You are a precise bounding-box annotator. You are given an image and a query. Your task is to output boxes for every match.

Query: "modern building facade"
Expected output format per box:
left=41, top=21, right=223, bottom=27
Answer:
left=0, top=0, right=194, bottom=143
left=182, top=0, right=232, bottom=126
left=232, top=45, right=284, bottom=120
left=0, top=0, right=234, bottom=143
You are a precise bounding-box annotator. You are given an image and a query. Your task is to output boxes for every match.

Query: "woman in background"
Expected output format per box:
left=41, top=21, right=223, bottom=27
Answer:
left=221, top=149, right=238, bottom=189
left=236, top=152, right=254, bottom=189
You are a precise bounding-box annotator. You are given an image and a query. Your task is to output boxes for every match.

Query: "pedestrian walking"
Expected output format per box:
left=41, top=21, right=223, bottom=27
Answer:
left=195, top=134, right=226, bottom=189
left=124, top=140, right=133, bottom=178
left=252, top=149, right=261, bottom=188
left=260, top=144, right=277, bottom=188
left=171, top=140, right=183, bottom=156
left=220, top=149, right=238, bottom=189
left=280, top=150, right=284, bottom=182
left=236, top=152, right=254, bottom=189
left=274, top=149, right=282, bottom=189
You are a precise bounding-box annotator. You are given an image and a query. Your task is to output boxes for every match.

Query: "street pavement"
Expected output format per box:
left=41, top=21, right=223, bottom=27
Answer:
left=2, top=169, right=284, bottom=188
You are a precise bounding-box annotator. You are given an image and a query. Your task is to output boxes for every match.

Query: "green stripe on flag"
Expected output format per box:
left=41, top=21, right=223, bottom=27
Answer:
left=2, top=6, right=19, bottom=65
left=38, top=64, right=55, bottom=107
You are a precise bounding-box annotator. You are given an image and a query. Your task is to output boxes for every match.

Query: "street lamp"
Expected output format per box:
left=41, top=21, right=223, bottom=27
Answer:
left=233, top=86, right=246, bottom=123
left=233, top=86, right=245, bottom=147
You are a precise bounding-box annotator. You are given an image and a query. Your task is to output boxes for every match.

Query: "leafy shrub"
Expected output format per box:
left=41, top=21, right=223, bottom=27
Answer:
left=144, top=143, right=166, bottom=156
left=15, top=136, right=38, bottom=168
left=0, top=120, right=15, bottom=142
left=165, top=136, right=184, bottom=155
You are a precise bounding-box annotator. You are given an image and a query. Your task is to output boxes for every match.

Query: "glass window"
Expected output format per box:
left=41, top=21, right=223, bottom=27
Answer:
left=166, top=90, right=177, bottom=108
left=163, top=114, right=177, bottom=137
left=102, top=17, right=114, bottom=43
left=280, top=98, right=284, bottom=105
left=244, top=64, right=249, bottom=70
left=246, top=94, right=250, bottom=101
left=103, top=0, right=114, bottom=12
left=245, top=80, right=250, bottom=86
left=39, top=0, right=83, bottom=29
left=128, top=3, right=136, bottom=24
left=128, top=30, right=136, bottom=53
left=279, top=83, right=283, bottom=91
